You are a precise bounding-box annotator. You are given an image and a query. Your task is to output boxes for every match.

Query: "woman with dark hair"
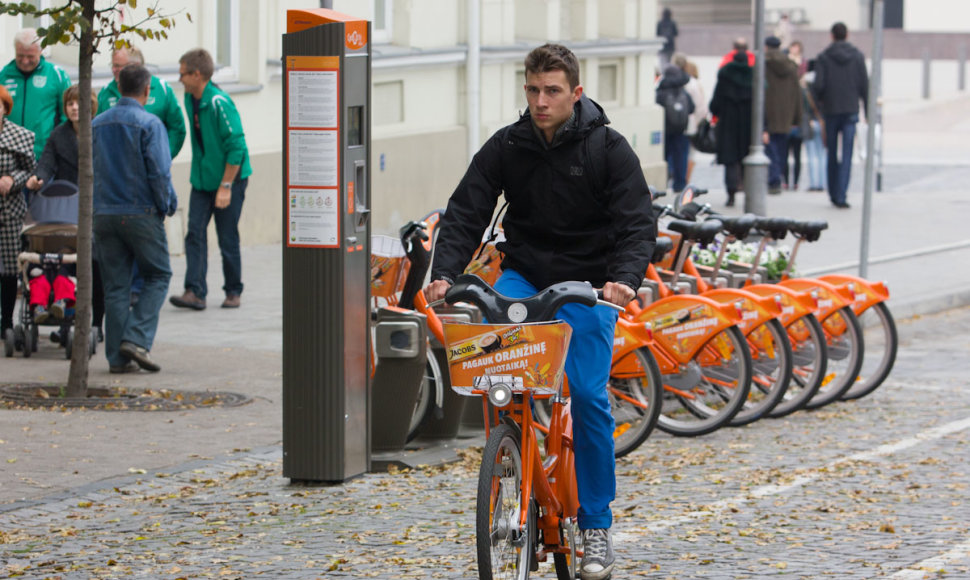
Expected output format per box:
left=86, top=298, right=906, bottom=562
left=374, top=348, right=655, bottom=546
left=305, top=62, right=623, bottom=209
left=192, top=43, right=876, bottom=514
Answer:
left=0, top=84, right=35, bottom=339
left=709, top=50, right=753, bottom=206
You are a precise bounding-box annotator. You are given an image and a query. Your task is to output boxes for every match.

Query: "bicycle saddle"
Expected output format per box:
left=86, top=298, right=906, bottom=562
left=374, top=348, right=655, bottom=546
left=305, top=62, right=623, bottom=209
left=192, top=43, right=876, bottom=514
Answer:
left=753, top=217, right=792, bottom=240
left=716, top=214, right=757, bottom=240
left=652, top=237, right=674, bottom=264
left=788, top=220, right=829, bottom=242
left=444, top=274, right=597, bottom=324
left=665, top=218, right=723, bottom=245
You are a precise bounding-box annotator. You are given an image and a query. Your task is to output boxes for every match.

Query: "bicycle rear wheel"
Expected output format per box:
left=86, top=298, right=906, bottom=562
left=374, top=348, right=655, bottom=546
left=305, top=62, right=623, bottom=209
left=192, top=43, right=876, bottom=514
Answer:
left=729, top=319, right=792, bottom=426
left=609, top=347, right=663, bottom=458
left=656, top=326, right=752, bottom=437
left=768, top=313, right=827, bottom=417
left=841, top=302, right=897, bottom=401
left=804, top=306, right=863, bottom=409
left=477, top=422, right=532, bottom=580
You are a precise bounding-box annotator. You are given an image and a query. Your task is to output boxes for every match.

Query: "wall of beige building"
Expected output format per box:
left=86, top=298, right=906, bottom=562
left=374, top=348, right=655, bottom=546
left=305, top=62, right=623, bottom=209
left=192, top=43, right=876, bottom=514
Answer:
left=1, top=0, right=667, bottom=248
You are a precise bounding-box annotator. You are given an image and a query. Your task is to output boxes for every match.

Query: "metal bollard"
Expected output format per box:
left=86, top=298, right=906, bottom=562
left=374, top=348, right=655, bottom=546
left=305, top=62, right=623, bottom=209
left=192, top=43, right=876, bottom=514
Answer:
left=957, top=44, right=967, bottom=93
left=922, top=48, right=931, bottom=100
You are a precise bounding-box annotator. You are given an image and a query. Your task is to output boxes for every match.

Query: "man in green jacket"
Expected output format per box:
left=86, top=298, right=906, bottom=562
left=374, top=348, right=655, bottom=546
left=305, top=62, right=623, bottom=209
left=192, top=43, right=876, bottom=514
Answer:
left=98, top=45, right=186, bottom=159
left=0, top=28, right=72, bottom=159
left=170, top=48, right=251, bottom=311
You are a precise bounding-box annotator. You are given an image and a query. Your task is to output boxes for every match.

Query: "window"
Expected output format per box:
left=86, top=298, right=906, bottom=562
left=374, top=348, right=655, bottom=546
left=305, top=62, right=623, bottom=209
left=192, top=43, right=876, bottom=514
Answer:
left=373, top=81, right=403, bottom=125
left=214, top=0, right=239, bottom=80
left=598, top=63, right=619, bottom=104
left=373, top=0, right=393, bottom=44
left=21, top=0, right=51, bottom=31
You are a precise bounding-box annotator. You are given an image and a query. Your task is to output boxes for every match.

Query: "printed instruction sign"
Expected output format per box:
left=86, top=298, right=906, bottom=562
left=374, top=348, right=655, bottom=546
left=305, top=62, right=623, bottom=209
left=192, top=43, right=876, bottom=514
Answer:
left=285, top=56, right=340, bottom=248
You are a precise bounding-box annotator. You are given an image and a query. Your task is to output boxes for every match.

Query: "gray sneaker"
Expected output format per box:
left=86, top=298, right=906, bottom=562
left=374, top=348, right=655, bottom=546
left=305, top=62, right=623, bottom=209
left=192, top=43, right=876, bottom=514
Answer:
left=581, top=527, right=615, bottom=580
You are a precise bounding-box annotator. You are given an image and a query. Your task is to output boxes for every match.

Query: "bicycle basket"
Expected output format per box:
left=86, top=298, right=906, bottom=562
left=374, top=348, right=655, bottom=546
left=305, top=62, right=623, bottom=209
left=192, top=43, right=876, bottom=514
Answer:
left=442, top=320, right=572, bottom=396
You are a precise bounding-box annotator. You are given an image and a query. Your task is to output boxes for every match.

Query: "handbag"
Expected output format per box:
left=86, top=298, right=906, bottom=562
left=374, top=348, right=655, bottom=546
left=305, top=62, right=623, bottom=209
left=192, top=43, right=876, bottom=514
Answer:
left=691, top=118, right=717, bottom=154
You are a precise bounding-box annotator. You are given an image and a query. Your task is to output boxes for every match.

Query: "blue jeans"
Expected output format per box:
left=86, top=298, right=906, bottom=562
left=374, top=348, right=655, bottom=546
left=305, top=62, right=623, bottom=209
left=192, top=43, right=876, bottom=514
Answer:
left=183, top=179, right=247, bottom=299
left=825, top=113, right=858, bottom=205
left=664, top=132, right=690, bottom=192
left=495, top=269, right=618, bottom=530
left=805, top=120, right=827, bottom=190
left=93, top=214, right=172, bottom=367
left=766, top=133, right=790, bottom=187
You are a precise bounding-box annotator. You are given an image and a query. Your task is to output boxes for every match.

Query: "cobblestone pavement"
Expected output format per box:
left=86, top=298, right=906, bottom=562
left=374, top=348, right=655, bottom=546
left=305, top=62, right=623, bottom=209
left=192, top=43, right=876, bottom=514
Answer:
left=2, top=307, right=969, bottom=579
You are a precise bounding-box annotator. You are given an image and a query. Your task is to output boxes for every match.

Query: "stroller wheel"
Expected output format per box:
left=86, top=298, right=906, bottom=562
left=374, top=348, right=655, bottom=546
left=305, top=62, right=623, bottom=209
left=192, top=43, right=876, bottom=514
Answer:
left=88, top=328, right=98, bottom=356
left=22, top=325, right=33, bottom=358
left=30, top=324, right=39, bottom=352
left=65, top=328, right=73, bottom=360
left=3, top=328, right=14, bottom=357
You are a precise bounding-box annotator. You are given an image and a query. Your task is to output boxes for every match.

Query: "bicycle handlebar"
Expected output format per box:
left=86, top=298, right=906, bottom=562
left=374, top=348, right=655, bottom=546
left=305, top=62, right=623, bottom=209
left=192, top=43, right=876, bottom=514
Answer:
left=438, top=274, right=599, bottom=324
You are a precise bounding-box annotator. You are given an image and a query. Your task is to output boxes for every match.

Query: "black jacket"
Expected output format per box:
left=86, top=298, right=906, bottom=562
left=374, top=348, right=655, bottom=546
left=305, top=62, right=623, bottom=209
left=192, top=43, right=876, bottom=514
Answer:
left=709, top=60, right=753, bottom=165
left=431, top=95, right=655, bottom=292
left=33, top=121, right=79, bottom=186
left=812, top=40, right=869, bottom=117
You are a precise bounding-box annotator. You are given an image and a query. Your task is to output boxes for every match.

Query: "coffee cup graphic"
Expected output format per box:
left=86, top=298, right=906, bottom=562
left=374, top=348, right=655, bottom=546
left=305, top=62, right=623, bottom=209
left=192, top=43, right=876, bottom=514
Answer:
left=479, top=333, right=503, bottom=353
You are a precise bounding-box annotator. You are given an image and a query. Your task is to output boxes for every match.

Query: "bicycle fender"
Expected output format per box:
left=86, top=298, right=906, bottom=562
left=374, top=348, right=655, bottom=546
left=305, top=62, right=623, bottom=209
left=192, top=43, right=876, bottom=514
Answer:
left=817, top=274, right=890, bottom=316
left=744, top=284, right=816, bottom=328
left=702, top=288, right=781, bottom=336
left=633, top=294, right=739, bottom=364
left=778, top=277, right=851, bottom=321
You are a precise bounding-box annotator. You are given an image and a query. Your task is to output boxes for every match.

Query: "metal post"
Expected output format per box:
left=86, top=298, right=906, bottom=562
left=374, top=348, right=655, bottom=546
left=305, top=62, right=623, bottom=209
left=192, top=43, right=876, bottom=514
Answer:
left=743, top=0, right=770, bottom=215
left=922, top=47, right=931, bottom=100
left=860, top=0, right=884, bottom=279
left=957, top=44, right=967, bottom=92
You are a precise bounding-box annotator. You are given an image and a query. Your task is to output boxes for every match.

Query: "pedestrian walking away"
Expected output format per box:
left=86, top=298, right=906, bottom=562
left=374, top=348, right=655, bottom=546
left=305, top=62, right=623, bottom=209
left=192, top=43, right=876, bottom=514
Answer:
left=656, top=8, right=678, bottom=69
left=170, top=48, right=251, bottom=311
left=92, top=64, right=176, bottom=374
left=424, top=43, right=656, bottom=580
left=709, top=50, right=753, bottom=207
left=656, top=61, right=694, bottom=193
left=0, top=85, right=35, bottom=340
left=812, top=22, right=868, bottom=209
left=763, top=35, right=802, bottom=195
left=99, top=44, right=186, bottom=309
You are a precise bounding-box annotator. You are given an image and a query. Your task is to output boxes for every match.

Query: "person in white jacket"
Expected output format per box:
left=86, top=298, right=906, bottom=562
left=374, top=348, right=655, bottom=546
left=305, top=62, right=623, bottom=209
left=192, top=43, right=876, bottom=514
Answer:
left=673, top=54, right=708, bottom=183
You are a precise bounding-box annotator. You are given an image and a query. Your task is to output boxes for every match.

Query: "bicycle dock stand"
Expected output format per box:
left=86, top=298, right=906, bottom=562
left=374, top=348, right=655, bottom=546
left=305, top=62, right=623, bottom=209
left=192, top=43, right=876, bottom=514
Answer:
left=417, top=304, right=480, bottom=441
left=371, top=307, right=427, bottom=454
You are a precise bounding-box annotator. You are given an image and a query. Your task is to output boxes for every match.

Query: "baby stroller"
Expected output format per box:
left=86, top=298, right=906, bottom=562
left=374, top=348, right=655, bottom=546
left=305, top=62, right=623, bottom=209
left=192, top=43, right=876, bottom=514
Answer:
left=3, top=181, right=96, bottom=359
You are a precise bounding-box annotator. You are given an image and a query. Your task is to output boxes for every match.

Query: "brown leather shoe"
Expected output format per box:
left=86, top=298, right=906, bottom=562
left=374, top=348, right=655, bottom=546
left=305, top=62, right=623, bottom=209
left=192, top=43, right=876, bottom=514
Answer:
left=221, top=294, right=241, bottom=309
left=170, top=290, right=206, bottom=310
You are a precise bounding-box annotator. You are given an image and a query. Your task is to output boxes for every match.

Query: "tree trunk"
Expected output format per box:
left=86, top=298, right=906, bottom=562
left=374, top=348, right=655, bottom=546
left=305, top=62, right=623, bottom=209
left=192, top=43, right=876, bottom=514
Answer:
left=66, top=0, right=97, bottom=397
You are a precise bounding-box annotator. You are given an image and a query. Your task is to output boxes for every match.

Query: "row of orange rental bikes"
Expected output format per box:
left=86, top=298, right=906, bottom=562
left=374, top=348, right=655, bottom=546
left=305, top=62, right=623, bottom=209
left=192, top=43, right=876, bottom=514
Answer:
left=370, top=185, right=897, bottom=579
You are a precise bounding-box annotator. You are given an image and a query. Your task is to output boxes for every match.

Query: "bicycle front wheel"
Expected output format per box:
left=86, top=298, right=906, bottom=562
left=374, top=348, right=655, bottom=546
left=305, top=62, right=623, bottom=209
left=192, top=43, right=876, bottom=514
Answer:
left=804, top=306, right=864, bottom=409
left=406, top=350, right=442, bottom=442
left=841, top=302, right=897, bottom=401
left=729, top=319, right=793, bottom=426
left=657, top=325, right=753, bottom=437
left=477, top=423, right=532, bottom=580
left=609, top=347, right=663, bottom=457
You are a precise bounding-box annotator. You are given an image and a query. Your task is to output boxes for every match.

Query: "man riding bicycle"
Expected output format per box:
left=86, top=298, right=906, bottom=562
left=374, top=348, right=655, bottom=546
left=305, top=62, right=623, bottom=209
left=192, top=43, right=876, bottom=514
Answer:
left=424, top=43, right=656, bottom=580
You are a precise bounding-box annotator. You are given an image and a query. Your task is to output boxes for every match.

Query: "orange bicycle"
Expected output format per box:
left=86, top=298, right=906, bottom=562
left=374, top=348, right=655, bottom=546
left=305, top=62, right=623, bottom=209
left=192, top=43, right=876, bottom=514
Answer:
left=418, top=274, right=622, bottom=579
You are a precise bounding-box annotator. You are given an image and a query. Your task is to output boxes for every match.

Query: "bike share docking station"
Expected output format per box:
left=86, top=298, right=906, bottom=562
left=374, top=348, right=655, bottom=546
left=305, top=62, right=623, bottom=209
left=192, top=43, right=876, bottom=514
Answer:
left=281, top=9, right=374, bottom=483
left=281, top=9, right=449, bottom=482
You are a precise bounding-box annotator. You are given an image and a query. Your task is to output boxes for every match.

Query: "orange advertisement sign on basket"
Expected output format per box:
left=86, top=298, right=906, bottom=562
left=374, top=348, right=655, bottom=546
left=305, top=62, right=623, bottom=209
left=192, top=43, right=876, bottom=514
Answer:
left=442, top=321, right=572, bottom=396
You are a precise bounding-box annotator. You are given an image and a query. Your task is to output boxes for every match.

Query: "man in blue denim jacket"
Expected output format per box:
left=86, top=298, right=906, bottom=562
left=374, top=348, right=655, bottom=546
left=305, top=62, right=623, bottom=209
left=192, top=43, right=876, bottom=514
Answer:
left=92, top=64, right=177, bottom=374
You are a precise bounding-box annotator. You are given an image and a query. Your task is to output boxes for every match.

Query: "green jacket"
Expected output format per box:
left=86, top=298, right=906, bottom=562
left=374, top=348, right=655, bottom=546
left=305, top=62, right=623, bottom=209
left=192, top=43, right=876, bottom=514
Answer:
left=0, top=57, right=72, bottom=158
left=185, top=81, right=251, bottom=191
left=98, top=76, right=187, bottom=158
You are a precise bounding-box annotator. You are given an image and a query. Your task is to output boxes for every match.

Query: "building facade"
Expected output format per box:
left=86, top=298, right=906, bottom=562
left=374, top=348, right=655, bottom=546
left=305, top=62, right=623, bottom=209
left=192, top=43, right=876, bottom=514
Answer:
left=2, top=0, right=667, bottom=244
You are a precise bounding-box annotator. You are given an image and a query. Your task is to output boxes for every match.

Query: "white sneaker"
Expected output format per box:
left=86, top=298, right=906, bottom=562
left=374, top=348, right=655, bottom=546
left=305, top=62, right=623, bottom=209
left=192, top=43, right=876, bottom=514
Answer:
left=581, top=527, right=615, bottom=580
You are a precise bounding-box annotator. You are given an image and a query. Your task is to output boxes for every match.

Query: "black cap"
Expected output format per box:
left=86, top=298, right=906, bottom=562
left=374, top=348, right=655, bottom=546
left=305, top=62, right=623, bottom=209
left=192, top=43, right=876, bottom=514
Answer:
left=765, top=36, right=781, bottom=48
